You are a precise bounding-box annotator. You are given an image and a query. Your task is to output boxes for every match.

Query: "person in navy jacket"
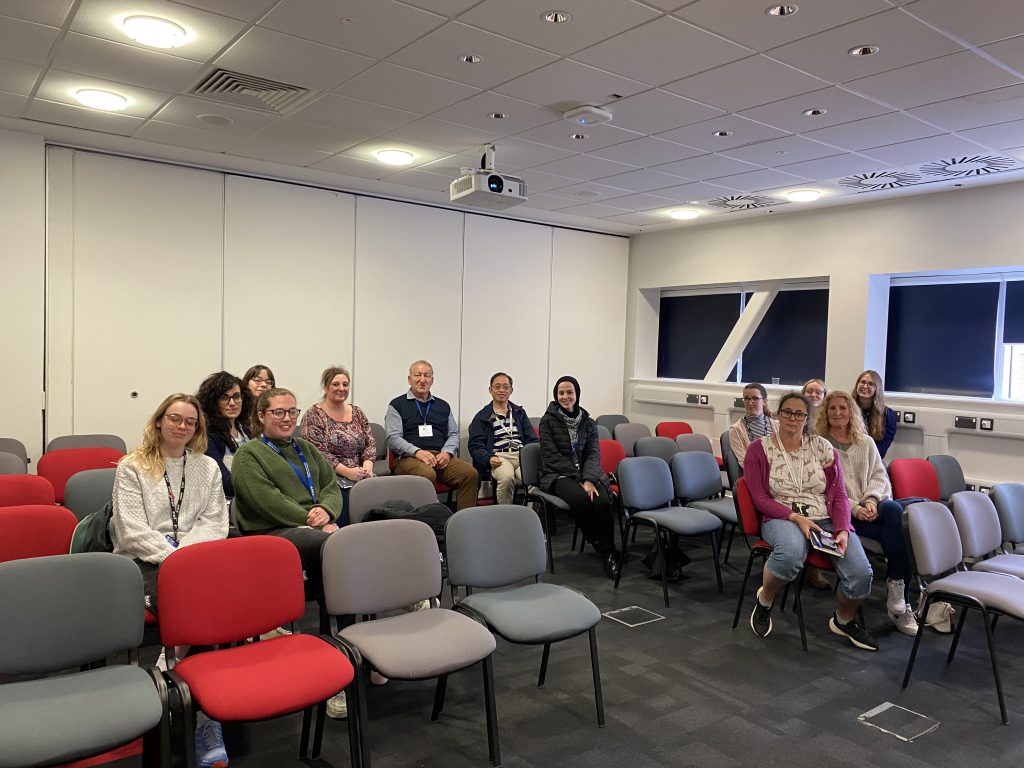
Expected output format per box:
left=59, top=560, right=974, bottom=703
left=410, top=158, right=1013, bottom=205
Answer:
left=468, top=372, right=537, bottom=504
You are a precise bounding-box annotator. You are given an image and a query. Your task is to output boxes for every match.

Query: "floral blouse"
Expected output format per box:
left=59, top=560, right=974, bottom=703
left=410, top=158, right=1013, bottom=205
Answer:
left=299, top=403, right=376, bottom=488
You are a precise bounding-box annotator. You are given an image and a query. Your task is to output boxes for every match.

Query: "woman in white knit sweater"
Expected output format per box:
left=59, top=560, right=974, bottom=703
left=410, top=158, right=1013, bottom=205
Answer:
left=817, top=390, right=918, bottom=636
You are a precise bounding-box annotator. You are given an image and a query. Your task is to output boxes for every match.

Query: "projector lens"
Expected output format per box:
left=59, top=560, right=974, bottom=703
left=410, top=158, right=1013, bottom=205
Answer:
left=487, top=175, right=504, bottom=193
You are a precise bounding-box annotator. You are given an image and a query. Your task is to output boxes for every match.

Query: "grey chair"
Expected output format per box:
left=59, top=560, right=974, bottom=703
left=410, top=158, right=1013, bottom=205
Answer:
left=991, top=483, right=1024, bottom=551
left=519, top=441, right=567, bottom=573
left=720, top=431, right=742, bottom=491
left=369, top=422, right=391, bottom=477
left=951, top=491, right=1024, bottom=578
left=595, top=414, right=629, bottom=435
left=928, top=454, right=967, bottom=505
left=63, top=467, right=116, bottom=521
left=0, top=438, right=28, bottom=466
left=347, top=474, right=438, bottom=524
left=0, top=452, right=26, bottom=475
left=529, top=415, right=542, bottom=435
left=322, top=519, right=500, bottom=766
left=613, top=422, right=651, bottom=458
left=634, top=436, right=678, bottom=464
left=902, top=501, right=1024, bottom=724
left=614, top=456, right=723, bottom=607
left=47, top=433, right=128, bottom=453
left=675, top=433, right=714, bottom=455
left=0, top=552, right=168, bottom=767
left=445, top=504, right=605, bottom=726
left=595, top=424, right=612, bottom=441
left=670, top=451, right=738, bottom=564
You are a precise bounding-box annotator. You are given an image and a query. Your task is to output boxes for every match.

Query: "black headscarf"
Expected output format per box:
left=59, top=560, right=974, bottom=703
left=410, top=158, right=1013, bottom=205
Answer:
left=552, top=375, right=581, bottom=416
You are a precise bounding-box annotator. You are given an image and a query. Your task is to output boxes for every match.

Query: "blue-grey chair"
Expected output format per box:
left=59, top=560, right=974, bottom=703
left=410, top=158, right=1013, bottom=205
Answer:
left=0, top=452, right=26, bottom=475
left=634, top=436, right=678, bottom=464
left=991, top=483, right=1024, bottom=551
left=369, top=422, right=391, bottom=478
left=446, top=504, right=605, bottom=726
left=928, top=454, right=967, bottom=505
left=951, top=491, right=1024, bottom=578
left=595, top=414, right=628, bottom=435
left=519, top=442, right=567, bottom=573
left=47, top=433, right=128, bottom=453
left=595, top=424, right=612, bottom=441
left=613, top=422, right=651, bottom=458
left=671, top=451, right=738, bottom=564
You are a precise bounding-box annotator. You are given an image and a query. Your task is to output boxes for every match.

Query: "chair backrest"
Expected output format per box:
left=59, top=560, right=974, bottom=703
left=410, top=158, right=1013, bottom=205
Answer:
left=598, top=439, right=626, bottom=477
left=37, top=447, right=124, bottom=504
left=595, top=414, right=629, bottom=434
left=520, top=442, right=542, bottom=487
left=0, top=552, right=143, bottom=674
left=529, top=416, right=542, bottom=437
left=733, top=478, right=760, bottom=537
left=614, top=422, right=652, bottom=457
left=348, top=474, right=439, bottom=524
left=927, top=454, right=967, bottom=502
left=888, top=458, right=941, bottom=501
left=46, top=433, right=128, bottom=454
left=617, top=456, right=675, bottom=512
left=655, top=421, right=693, bottom=439
left=720, top=431, right=743, bottom=488
left=370, top=422, right=387, bottom=461
left=635, top=436, right=678, bottom=464
left=595, top=424, right=612, bottom=441
left=322, top=518, right=441, bottom=616
left=670, top=451, right=722, bottom=503
left=906, top=501, right=963, bottom=578
left=0, top=452, right=27, bottom=475
left=675, top=433, right=714, bottom=455
left=63, top=468, right=116, bottom=521
left=159, top=537, right=305, bottom=647
left=0, top=475, right=56, bottom=507
left=0, top=438, right=28, bottom=464
left=446, top=505, right=546, bottom=588
left=990, top=483, right=1024, bottom=545
left=951, top=490, right=1004, bottom=559
left=0, top=505, right=78, bottom=563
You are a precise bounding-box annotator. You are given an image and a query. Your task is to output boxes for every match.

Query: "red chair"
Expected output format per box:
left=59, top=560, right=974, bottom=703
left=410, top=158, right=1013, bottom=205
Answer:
left=655, top=421, right=693, bottom=440
left=158, top=537, right=357, bottom=766
left=888, top=458, right=941, bottom=502
left=600, top=439, right=629, bottom=551
left=0, top=504, right=77, bottom=563
left=37, top=447, right=124, bottom=504
left=0, top=475, right=56, bottom=507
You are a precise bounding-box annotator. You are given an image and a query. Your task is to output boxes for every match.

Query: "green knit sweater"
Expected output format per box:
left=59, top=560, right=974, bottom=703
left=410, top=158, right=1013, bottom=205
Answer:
left=231, top=436, right=342, bottom=532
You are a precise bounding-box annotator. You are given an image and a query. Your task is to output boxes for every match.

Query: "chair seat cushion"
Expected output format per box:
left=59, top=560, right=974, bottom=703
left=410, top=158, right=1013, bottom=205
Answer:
left=462, top=583, right=600, bottom=643
left=339, top=608, right=496, bottom=679
left=634, top=506, right=722, bottom=535
left=929, top=570, right=1024, bottom=617
left=174, top=634, right=354, bottom=722
left=971, top=555, right=1024, bottom=579
left=690, top=497, right=737, bottom=525
left=0, top=666, right=162, bottom=767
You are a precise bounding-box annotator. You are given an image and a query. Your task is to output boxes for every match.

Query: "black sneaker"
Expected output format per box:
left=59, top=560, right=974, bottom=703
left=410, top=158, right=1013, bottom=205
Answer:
left=602, top=550, right=622, bottom=579
left=750, top=587, right=773, bottom=637
left=829, top=613, right=878, bottom=651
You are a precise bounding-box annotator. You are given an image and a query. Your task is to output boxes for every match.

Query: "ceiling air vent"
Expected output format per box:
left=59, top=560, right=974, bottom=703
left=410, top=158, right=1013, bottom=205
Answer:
left=837, top=171, right=923, bottom=191
left=918, top=155, right=1019, bottom=178
left=190, top=69, right=315, bottom=115
left=705, top=194, right=782, bottom=211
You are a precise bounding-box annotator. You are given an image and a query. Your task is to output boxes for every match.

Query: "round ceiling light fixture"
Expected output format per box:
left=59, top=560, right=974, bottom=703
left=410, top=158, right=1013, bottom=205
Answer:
left=197, top=113, right=233, bottom=126
left=541, top=10, right=572, bottom=23
left=802, top=107, right=828, bottom=117
left=570, top=132, right=588, bottom=140
left=766, top=4, right=799, bottom=17
left=849, top=45, right=880, bottom=57
left=712, top=130, right=733, bottom=137
left=376, top=149, right=414, bottom=166
left=74, top=88, right=128, bottom=111
left=459, top=54, right=482, bottom=64
left=122, top=15, right=188, bottom=48
left=786, top=189, right=821, bottom=202
left=488, top=111, right=508, bottom=119
left=669, top=209, right=700, bottom=220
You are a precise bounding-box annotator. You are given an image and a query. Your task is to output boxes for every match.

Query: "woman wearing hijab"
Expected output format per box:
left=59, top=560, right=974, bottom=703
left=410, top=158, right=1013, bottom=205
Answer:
left=538, top=375, right=621, bottom=577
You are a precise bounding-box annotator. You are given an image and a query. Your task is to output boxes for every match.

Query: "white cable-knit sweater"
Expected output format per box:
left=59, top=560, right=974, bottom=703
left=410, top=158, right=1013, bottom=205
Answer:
left=111, top=451, right=228, bottom=564
left=827, top=435, right=893, bottom=510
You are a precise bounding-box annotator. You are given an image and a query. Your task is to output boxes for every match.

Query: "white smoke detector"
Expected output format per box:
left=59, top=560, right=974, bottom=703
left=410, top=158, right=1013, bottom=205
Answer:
left=563, top=106, right=614, bottom=126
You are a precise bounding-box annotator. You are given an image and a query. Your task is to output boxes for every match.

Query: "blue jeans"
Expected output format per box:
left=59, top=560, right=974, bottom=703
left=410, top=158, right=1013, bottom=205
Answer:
left=851, top=499, right=908, bottom=581
left=761, top=518, right=873, bottom=601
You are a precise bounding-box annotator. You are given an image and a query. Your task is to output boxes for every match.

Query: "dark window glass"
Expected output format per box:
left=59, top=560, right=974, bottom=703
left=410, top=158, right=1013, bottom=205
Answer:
left=742, top=289, right=829, bottom=386
left=1004, top=280, right=1024, bottom=344
left=886, top=283, right=998, bottom=397
left=657, top=294, right=740, bottom=380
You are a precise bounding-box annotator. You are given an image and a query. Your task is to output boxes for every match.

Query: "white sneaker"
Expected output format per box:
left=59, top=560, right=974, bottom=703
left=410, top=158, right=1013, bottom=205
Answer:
left=894, top=607, right=919, bottom=636
left=885, top=579, right=908, bottom=616
left=326, top=692, right=348, bottom=720
left=924, top=601, right=955, bottom=633
left=258, top=626, right=292, bottom=641
left=155, top=650, right=167, bottom=672
left=405, top=598, right=438, bottom=612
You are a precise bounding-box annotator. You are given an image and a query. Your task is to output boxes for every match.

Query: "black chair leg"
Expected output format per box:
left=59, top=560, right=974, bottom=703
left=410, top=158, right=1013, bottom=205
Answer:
left=656, top=527, right=670, bottom=608
left=613, top=521, right=632, bottom=591
left=588, top=627, right=605, bottom=727
left=299, top=706, right=312, bottom=758
left=946, top=606, right=969, bottom=664
left=431, top=675, right=449, bottom=722
left=481, top=657, right=501, bottom=766
left=980, top=608, right=1009, bottom=724
left=732, top=551, right=757, bottom=629
left=710, top=529, right=723, bottom=593
left=723, top=524, right=735, bottom=565
left=537, top=643, right=551, bottom=688
left=793, top=575, right=808, bottom=652
left=311, top=701, right=329, bottom=760
left=902, top=597, right=932, bottom=689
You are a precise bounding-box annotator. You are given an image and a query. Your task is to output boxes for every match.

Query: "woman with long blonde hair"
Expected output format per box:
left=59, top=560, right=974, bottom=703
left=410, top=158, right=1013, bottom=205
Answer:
left=853, top=369, right=898, bottom=458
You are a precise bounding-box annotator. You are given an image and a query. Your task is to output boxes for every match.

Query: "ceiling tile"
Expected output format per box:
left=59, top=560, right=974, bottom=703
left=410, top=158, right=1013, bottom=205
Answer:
left=586, top=192, right=677, bottom=211
left=663, top=55, right=828, bottom=112
left=675, top=0, right=892, bottom=52
left=0, top=16, right=59, bottom=65
left=133, top=119, right=237, bottom=152
left=378, top=167, right=453, bottom=192
left=864, top=133, right=993, bottom=166
left=0, top=90, right=26, bottom=117
left=216, top=27, right=375, bottom=92
left=173, top=0, right=278, bottom=22
left=0, top=56, right=39, bottom=95
left=719, top=135, right=839, bottom=166
left=908, top=84, right=1024, bottom=131
left=656, top=114, right=788, bottom=152
left=36, top=68, right=170, bottom=118
left=514, top=168, right=579, bottom=193
left=25, top=98, right=143, bottom=136
left=388, top=22, right=557, bottom=89
left=958, top=118, right=1024, bottom=151
left=650, top=180, right=742, bottom=202
left=378, top=116, right=502, bottom=153
left=0, top=0, right=74, bottom=26
left=803, top=112, right=944, bottom=152
left=602, top=210, right=669, bottom=225
left=514, top=119, right=643, bottom=152
left=460, top=0, right=661, bottom=56
left=738, top=86, right=891, bottom=132
left=255, top=119, right=367, bottom=154
left=711, top=167, right=810, bottom=192
left=768, top=9, right=962, bottom=84
left=227, top=139, right=333, bottom=167
left=543, top=180, right=634, bottom=202
left=595, top=167, right=694, bottom=192
left=495, top=59, right=648, bottom=112
left=518, top=192, right=578, bottom=211
left=70, top=0, right=247, bottom=61
left=651, top=152, right=762, bottom=179
left=846, top=51, right=1020, bottom=110
left=909, top=0, right=1024, bottom=46
left=334, top=63, right=480, bottom=114
left=291, top=93, right=419, bottom=135
left=554, top=201, right=632, bottom=218
left=983, top=35, right=1024, bottom=73
left=777, top=152, right=889, bottom=180
left=430, top=92, right=561, bottom=134
left=600, top=88, right=724, bottom=135
left=400, top=0, right=481, bottom=16
left=153, top=94, right=279, bottom=135
left=573, top=16, right=752, bottom=87
left=591, top=136, right=704, bottom=166
left=531, top=153, right=638, bottom=181
left=52, top=33, right=204, bottom=94
left=339, top=138, right=448, bottom=168
left=308, top=153, right=387, bottom=179
left=481, top=137, right=574, bottom=170
left=260, top=0, right=444, bottom=58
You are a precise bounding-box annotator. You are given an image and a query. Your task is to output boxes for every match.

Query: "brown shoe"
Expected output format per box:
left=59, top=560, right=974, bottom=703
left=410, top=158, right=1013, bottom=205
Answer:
left=806, top=567, right=832, bottom=590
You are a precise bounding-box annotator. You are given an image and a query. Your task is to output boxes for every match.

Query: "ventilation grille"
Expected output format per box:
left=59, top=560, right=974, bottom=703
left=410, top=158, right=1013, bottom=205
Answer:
left=190, top=69, right=316, bottom=115
left=451, top=176, right=474, bottom=195
left=919, top=155, right=1019, bottom=178
left=705, top=194, right=784, bottom=211
left=838, top=155, right=1022, bottom=192
left=838, top=171, right=923, bottom=191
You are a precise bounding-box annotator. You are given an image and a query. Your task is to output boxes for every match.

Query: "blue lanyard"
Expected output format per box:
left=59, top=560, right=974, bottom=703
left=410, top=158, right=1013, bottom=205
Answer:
left=415, top=399, right=432, bottom=423
left=261, top=436, right=317, bottom=504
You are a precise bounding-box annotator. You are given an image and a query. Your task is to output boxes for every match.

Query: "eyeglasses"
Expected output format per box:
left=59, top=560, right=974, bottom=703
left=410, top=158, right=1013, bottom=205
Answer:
left=219, top=393, right=243, bottom=403
left=778, top=408, right=808, bottom=421
left=251, top=376, right=274, bottom=386
left=490, top=384, right=512, bottom=391
left=165, top=413, right=199, bottom=429
left=742, top=396, right=762, bottom=402
left=266, top=408, right=301, bottom=420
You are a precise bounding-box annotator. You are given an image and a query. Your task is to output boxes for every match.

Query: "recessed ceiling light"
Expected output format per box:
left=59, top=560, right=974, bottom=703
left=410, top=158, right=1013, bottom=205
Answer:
left=765, top=4, right=799, bottom=17
left=197, top=113, right=233, bottom=126
left=786, top=189, right=820, bottom=202
left=122, top=15, right=187, bottom=48
left=802, top=107, right=827, bottom=117
left=340, top=17, right=358, bottom=26
left=74, top=88, right=128, bottom=111
left=775, top=150, right=788, bottom=156
left=570, top=132, right=587, bottom=140
left=712, top=130, right=732, bottom=137
left=849, top=45, right=879, bottom=57
left=376, top=149, right=414, bottom=166
left=575, top=190, right=600, bottom=198
left=459, top=54, right=483, bottom=64
left=488, top=112, right=508, bottom=119
left=669, top=209, right=699, bottom=220
left=541, top=10, right=571, bottom=23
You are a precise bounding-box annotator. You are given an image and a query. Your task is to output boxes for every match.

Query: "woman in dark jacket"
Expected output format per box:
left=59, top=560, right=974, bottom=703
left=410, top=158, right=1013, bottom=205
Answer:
left=539, top=375, right=621, bottom=577
left=196, top=371, right=253, bottom=497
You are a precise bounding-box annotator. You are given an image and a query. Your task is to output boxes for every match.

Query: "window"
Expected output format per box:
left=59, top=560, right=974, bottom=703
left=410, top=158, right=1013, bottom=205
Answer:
left=657, top=293, right=739, bottom=379
left=742, top=288, right=829, bottom=386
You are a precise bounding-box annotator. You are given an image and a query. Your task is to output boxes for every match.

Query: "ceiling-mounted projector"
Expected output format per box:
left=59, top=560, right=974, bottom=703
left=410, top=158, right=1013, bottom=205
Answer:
left=450, top=143, right=527, bottom=209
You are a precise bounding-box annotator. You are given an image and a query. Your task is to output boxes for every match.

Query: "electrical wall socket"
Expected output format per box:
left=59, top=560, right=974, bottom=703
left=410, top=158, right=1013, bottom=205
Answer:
left=954, top=415, right=977, bottom=429
left=686, top=393, right=699, bottom=404
left=903, top=411, right=915, bottom=424
left=699, top=394, right=709, bottom=405
left=980, top=418, right=994, bottom=431
left=734, top=397, right=744, bottom=408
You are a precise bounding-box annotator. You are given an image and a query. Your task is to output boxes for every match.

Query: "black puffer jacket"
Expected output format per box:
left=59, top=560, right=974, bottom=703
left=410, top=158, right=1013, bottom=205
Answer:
left=538, top=402, right=606, bottom=493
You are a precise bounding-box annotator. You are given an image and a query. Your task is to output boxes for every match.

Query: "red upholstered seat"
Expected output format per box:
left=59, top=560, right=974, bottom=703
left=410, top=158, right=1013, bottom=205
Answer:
left=0, top=505, right=76, bottom=563
left=889, top=458, right=941, bottom=501
left=36, top=447, right=123, bottom=504
left=0, top=475, right=56, bottom=507
left=655, top=421, right=693, bottom=440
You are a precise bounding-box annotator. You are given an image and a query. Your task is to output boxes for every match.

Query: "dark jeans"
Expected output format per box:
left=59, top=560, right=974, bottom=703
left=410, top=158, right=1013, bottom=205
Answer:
left=261, top=527, right=332, bottom=600
left=134, top=559, right=160, bottom=614
left=340, top=486, right=351, bottom=527
left=552, top=478, right=614, bottom=554
left=851, top=499, right=910, bottom=581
